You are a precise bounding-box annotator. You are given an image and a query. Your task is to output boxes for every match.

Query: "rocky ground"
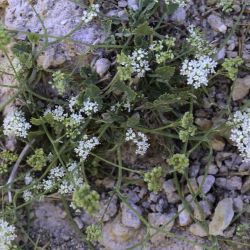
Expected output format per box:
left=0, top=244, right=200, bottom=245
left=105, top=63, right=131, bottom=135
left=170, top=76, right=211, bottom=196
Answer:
left=0, top=0, right=250, bottom=249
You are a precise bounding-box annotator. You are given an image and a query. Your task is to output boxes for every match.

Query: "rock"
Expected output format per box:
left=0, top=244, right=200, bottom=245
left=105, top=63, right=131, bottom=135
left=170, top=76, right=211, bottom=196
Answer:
left=241, top=176, right=250, bottom=194
left=215, top=177, right=242, bottom=191
left=216, top=47, right=226, bottom=60
left=127, top=0, right=139, bottom=11
left=121, top=202, right=141, bottom=229
left=178, top=204, right=192, bottom=226
left=194, top=200, right=212, bottom=221
left=189, top=223, right=208, bottom=237
left=187, top=178, right=199, bottom=193
left=148, top=212, right=175, bottom=243
left=95, top=58, right=111, bottom=77
left=209, top=198, right=234, bottom=236
left=233, top=197, right=243, bottom=212
left=207, top=14, right=227, bottom=34
left=101, top=214, right=146, bottom=250
left=94, top=196, right=118, bottom=222
left=118, top=0, right=128, bottom=7
left=211, top=137, right=225, bottom=151
left=189, top=163, right=200, bottom=178
left=197, top=175, right=215, bottom=194
left=74, top=217, right=83, bottom=229
left=4, top=0, right=107, bottom=69
left=163, top=179, right=181, bottom=204
left=195, top=118, right=212, bottom=130
left=207, top=163, right=219, bottom=175
left=232, top=75, right=250, bottom=101
left=171, top=7, right=186, bottom=24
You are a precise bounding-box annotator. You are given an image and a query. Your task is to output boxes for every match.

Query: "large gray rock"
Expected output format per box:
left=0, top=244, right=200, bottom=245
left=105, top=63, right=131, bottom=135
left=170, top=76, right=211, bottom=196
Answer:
left=4, top=0, right=107, bottom=69
left=232, top=75, right=250, bottom=101
left=215, top=177, right=242, bottom=191
left=209, top=198, right=234, bottom=236
left=121, top=202, right=141, bottom=229
left=197, top=175, right=215, bottom=194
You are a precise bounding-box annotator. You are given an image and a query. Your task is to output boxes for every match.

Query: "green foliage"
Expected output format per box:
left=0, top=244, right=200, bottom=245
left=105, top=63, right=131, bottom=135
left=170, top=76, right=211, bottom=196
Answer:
left=12, top=42, right=33, bottom=69
left=0, top=25, right=11, bottom=49
left=86, top=224, right=102, bottom=242
left=72, top=184, right=100, bottom=214
left=0, top=151, right=18, bottom=174
left=179, top=112, right=197, bottom=142
left=222, top=56, right=243, bottom=81
left=236, top=223, right=250, bottom=241
left=168, top=154, right=189, bottom=174
left=117, top=52, right=133, bottom=81
left=49, top=71, right=68, bottom=95
left=217, top=0, right=234, bottom=13
left=26, top=148, right=47, bottom=171
left=144, top=166, right=164, bottom=192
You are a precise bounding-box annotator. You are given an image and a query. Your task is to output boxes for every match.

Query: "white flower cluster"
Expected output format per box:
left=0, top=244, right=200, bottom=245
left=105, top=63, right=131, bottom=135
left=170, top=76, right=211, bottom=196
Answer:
left=129, top=49, right=150, bottom=78
left=80, top=98, right=99, bottom=116
left=230, top=110, right=250, bottom=162
left=165, top=0, right=190, bottom=7
left=186, top=25, right=213, bottom=58
left=42, top=166, right=65, bottom=191
left=149, top=36, right=176, bottom=64
left=75, top=135, right=100, bottom=161
left=0, top=219, right=16, bottom=250
left=3, top=110, right=31, bottom=138
left=58, top=161, right=83, bottom=194
left=82, top=4, right=100, bottom=24
left=180, top=55, right=217, bottom=88
left=125, top=128, right=150, bottom=156
left=23, top=190, right=33, bottom=202
left=44, top=105, right=66, bottom=121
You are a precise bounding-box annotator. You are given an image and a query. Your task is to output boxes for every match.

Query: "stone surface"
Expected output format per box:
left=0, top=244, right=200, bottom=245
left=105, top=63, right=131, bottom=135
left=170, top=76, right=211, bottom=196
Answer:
left=94, top=58, right=111, bottom=77
left=171, top=7, right=186, bottom=24
left=148, top=212, right=175, bottom=244
left=207, top=14, right=227, bottom=33
left=195, top=118, right=212, bottom=130
left=189, top=223, right=208, bottom=237
left=209, top=198, right=234, bottom=236
left=127, top=0, right=139, bottom=11
left=101, top=214, right=145, bottom=250
left=215, top=177, right=242, bottom=191
left=207, top=163, right=219, bottom=175
left=163, top=179, right=181, bottom=204
left=233, top=197, right=243, bottom=212
left=178, top=204, right=192, bottom=226
left=121, top=202, right=141, bottom=229
left=232, top=75, right=250, bottom=101
left=194, top=200, right=212, bottom=221
left=4, top=0, right=107, bottom=69
left=197, top=175, right=215, bottom=194
left=211, top=137, right=225, bottom=151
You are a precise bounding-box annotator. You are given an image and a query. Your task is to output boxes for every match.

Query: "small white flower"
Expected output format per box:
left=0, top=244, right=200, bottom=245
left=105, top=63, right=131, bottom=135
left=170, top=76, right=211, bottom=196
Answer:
left=23, top=190, right=33, bottom=202
left=80, top=98, right=99, bottom=116
left=125, top=128, right=150, bottom=156
left=3, top=110, right=31, bottom=138
left=229, top=109, right=250, bottom=162
left=180, top=55, right=217, bottom=89
left=82, top=4, right=100, bottom=24
left=129, top=49, right=150, bottom=78
left=24, top=172, right=33, bottom=185
left=165, top=0, right=190, bottom=7
left=44, top=105, right=67, bottom=121
left=0, top=219, right=16, bottom=249
left=69, top=96, right=78, bottom=112
left=75, top=136, right=100, bottom=161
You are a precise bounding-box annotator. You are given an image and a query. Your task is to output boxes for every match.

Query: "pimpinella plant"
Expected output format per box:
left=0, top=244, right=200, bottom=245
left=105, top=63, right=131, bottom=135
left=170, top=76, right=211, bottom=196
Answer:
left=72, top=184, right=100, bottom=214
left=144, top=166, right=164, bottom=192
left=86, top=224, right=102, bottom=243
left=49, top=71, right=69, bottom=95
left=217, top=0, right=234, bottom=13
left=222, top=56, right=243, bottom=81
left=168, top=154, right=189, bottom=174
left=26, top=148, right=47, bottom=171
left=0, top=151, right=18, bottom=174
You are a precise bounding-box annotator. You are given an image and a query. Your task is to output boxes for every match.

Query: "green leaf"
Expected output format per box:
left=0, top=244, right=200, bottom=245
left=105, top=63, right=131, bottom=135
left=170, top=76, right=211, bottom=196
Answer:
left=113, top=81, right=137, bottom=102
left=125, top=115, right=140, bottom=127
left=30, top=117, right=45, bottom=126
left=133, top=22, right=154, bottom=36
left=154, top=66, right=175, bottom=81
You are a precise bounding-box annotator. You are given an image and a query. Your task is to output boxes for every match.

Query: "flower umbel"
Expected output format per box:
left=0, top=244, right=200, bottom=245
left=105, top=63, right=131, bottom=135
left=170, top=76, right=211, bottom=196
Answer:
left=3, top=110, right=31, bottom=138
left=0, top=219, right=16, bottom=250
left=180, top=55, right=217, bottom=89
left=144, top=166, right=164, bottom=193
left=168, top=154, right=189, bottom=174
